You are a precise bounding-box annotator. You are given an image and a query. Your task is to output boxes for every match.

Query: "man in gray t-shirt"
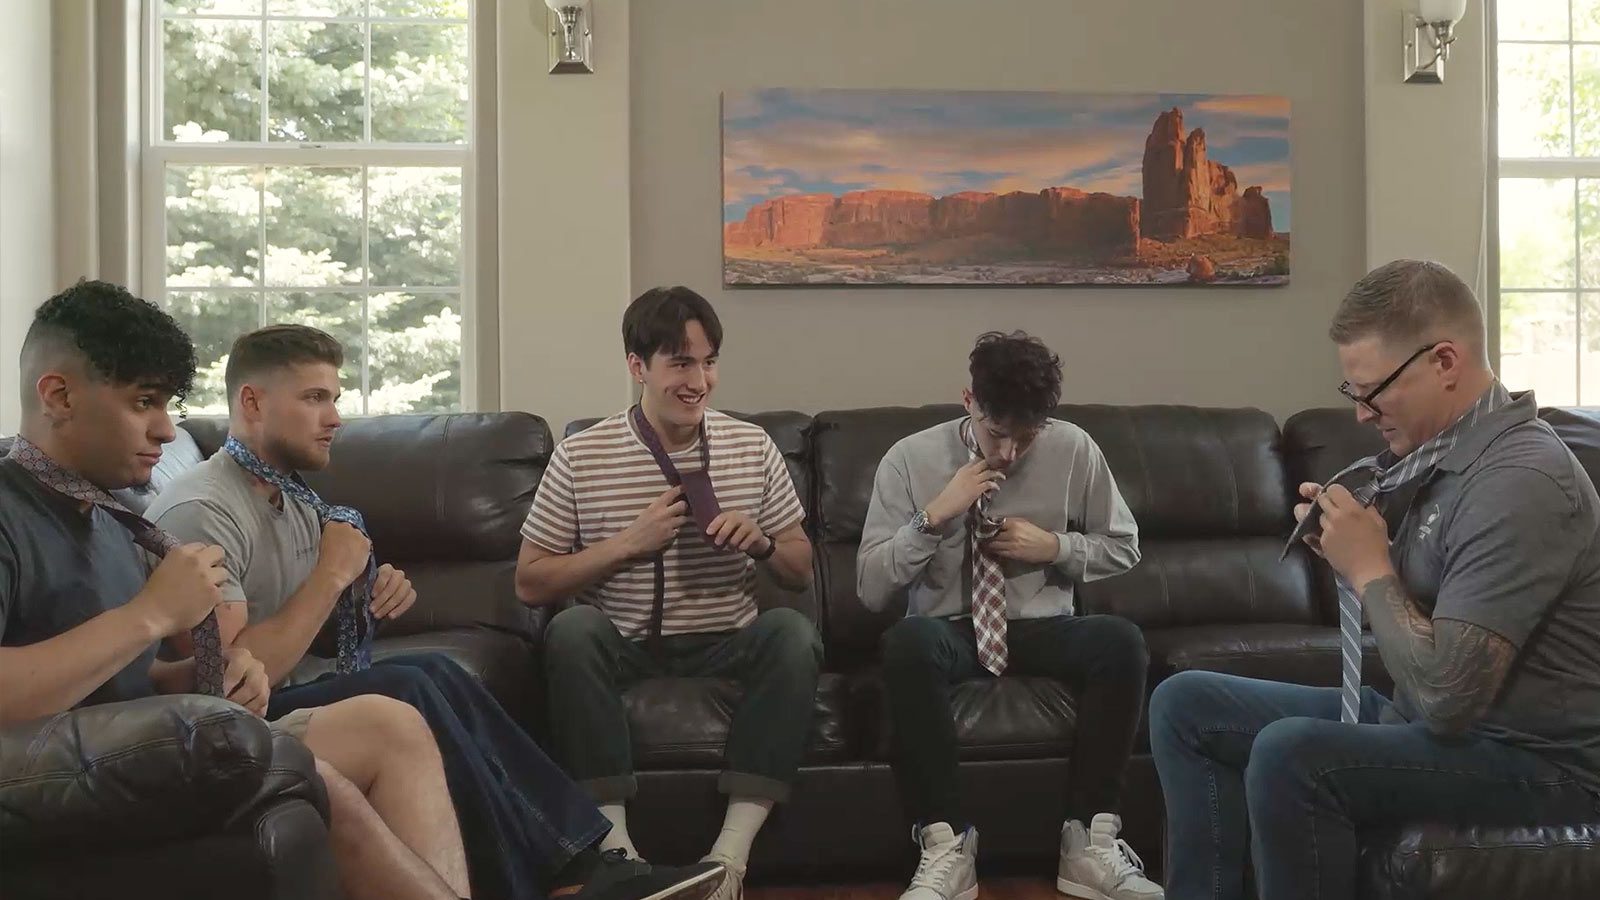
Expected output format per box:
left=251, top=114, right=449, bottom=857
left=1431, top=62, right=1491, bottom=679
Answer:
left=148, top=323, right=726, bottom=900
left=1152, top=261, right=1600, bottom=900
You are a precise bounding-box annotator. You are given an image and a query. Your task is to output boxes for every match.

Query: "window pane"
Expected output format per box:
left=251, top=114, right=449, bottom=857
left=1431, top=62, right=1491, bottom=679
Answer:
left=1584, top=296, right=1600, bottom=405
left=164, top=18, right=263, bottom=142
left=266, top=292, right=366, bottom=415
left=264, top=167, right=363, bottom=285
left=1578, top=0, right=1600, bottom=41
left=164, top=292, right=262, bottom=414
left=368, top=292, right=461, bottom=412
left=1581, top=180, right=1600, bottom=288
left=1499, top=44, right=1573, bottom=158
left=370, top=23, right=468, bottom=143
left=1577, top=47, right=1600, bottom=158
left=268, top=0, right=366, bottom=15
left=1497, top=0, right=1570, bottom=41
left=368, top=167, right=461, bottom=286
left=167, top=166, right=262, bottom=286
left=268, top=20, right=366, bottom=142
left=371, top=0, right=470, bottom=19
left=1500, top=178, right=1576, bottom=289
left=164, top=0, right=262, bottom=14
left=1500, top=292, right=1579, bottom=407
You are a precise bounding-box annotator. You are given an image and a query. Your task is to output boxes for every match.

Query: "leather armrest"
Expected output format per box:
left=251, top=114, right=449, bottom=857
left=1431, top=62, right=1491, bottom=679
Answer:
left=0, top=695, right=275, bottom=851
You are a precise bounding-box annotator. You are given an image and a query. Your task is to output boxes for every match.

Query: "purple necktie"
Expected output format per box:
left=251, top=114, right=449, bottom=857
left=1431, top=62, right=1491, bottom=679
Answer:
left=5, top=436, right=226, bottom=696
left=630, top=406, right=722, bottom=647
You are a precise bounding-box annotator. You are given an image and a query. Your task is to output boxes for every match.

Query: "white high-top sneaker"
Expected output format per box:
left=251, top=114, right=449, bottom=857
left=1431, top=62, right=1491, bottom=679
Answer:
left=1057, top=814, right=1164, bottom=900
left=898, top=822, right=979, bottom=900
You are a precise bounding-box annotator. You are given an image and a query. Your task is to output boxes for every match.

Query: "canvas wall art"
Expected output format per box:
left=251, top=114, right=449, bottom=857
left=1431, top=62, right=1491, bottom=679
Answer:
left=722, top=89, right=1291, bottom=287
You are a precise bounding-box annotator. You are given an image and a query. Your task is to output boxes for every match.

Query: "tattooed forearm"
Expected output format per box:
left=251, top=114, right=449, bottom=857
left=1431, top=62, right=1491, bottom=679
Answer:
left=1359, top=575, right=1517, bottom=735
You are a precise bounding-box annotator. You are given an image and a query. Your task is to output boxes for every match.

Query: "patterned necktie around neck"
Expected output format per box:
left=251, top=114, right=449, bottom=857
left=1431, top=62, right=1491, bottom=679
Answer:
left=960, top=419, right=1009, bottom=676
left=5, top=436, right=227, bottom=696
left=222, top=437, right=374, bottom=674
left=1283, top=383, right=1512, bottom=724
left=630, top=406, right=721, bottom=651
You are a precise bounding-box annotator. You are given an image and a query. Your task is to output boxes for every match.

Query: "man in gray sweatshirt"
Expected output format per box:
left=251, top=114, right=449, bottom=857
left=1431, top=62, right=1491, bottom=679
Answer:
left=857, top=331, right=1160, bottom=900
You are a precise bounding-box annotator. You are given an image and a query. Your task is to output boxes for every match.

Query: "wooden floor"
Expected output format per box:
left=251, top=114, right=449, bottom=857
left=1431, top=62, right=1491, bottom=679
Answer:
left=749, top=878, right=1060, bottom=900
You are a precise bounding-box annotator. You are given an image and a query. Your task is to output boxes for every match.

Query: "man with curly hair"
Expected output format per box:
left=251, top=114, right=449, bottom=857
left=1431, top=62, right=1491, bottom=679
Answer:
left=857, top=331, right=1159, bottom=900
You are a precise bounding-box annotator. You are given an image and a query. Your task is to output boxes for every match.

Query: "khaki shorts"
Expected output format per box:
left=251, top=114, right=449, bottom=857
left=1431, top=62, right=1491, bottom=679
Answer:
left=271, top=707, right=317, bottom=741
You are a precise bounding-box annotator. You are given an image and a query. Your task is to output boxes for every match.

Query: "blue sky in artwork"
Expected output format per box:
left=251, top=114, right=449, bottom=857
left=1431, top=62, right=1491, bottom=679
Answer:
left=722, top=89, right=1292, bottom=232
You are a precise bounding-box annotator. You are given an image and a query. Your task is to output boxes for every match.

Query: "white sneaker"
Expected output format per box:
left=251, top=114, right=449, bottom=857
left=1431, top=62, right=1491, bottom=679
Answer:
left=1057, top=814, right=1163, bottom=900
left=899, top=822, right=979, bottom=900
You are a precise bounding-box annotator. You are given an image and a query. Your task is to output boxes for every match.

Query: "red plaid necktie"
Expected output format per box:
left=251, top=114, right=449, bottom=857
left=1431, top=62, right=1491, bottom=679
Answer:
left=961, top=421, right=1008, bottom=676
left=5, top=436, right=226, bottom=695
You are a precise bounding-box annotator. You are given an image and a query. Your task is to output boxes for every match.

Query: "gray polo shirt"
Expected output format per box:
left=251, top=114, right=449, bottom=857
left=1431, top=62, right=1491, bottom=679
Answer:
left=1387, top=392, right=1600, bottom=795
left=0, top=459, right=157, bottom=706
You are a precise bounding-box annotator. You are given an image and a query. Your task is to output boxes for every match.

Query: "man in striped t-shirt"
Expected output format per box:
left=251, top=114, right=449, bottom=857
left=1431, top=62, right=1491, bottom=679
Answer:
left=517, top=287, right=819, bottom=900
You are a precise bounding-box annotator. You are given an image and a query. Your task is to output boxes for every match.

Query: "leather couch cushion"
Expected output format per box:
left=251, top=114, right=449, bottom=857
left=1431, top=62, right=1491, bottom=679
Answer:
left=0, top=695, right=277, bottom=851
left=853, top=672, right=1077, bottom=762
left=1077, top=536, right=1317, bottom=629
left=1146, top=624, right=1395, bottom=696
left=626, top=673, right=851, bottom=767
left=1358, top=822, right=1600, bottom=900
left=373, top=559, right=541, bottom=640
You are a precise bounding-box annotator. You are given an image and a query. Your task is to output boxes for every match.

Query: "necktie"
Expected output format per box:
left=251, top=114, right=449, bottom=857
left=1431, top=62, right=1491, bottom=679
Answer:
left=630, top=406, right=720, bottom=648
left=1282, top=383, right=1511, bottom=723
left=5, top=436, right=226, bottom=695
left=960, top=420, right=1008, bottom=676
left=222, top=437, right=374, bottom=674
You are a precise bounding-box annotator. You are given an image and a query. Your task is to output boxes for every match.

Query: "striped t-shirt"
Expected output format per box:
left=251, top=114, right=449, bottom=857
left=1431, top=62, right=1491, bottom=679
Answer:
left=521, top=408, right=805, bottom=638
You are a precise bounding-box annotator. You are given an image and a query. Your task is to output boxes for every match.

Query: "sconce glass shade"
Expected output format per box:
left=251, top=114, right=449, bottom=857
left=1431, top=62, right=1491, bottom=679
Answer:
left=545, top=0, right=589, bottom=11
left=1414, top=0, right=1467, bottom=23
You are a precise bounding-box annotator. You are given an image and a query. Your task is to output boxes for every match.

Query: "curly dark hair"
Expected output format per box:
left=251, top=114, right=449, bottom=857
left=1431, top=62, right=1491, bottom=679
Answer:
left=24, top=280, right=196, bottom=401
left=968, top=330, right=1062, bottom=427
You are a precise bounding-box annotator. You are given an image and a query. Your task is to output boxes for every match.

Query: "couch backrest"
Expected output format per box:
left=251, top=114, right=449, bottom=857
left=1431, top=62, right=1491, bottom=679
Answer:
left=181, top=412, right=555, bottom=639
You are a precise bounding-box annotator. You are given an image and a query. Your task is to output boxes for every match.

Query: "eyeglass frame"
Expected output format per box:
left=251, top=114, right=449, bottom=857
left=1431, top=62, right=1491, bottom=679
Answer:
left=1337, top=342, right=1442, bottom=416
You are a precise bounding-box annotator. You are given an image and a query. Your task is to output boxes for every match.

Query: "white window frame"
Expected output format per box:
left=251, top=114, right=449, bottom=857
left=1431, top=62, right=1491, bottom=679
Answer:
left=1491, top=0, right=1600, bottom=404
left=138, top=0, right=480, bottom=414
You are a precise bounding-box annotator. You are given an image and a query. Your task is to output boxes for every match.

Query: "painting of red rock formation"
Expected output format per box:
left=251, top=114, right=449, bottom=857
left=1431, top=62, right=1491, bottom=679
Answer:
left=722, top=89, right=1290, bottom=286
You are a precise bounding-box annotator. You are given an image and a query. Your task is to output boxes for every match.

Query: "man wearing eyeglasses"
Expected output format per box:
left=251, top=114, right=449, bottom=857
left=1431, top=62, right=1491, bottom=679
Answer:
left=1150, top=260, right=1600, bottom=900
left=857, top=331, right=1157, bottom=900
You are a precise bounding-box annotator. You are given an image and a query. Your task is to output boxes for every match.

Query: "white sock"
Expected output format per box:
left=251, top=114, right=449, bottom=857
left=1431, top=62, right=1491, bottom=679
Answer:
left=706, top=797, right=773, bottom=870
left=598, top=803, right=641, bottom=859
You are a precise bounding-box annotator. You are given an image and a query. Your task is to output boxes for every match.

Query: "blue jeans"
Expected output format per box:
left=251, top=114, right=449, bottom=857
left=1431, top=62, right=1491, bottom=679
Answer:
left=267, top=653, right=609, bottom=900
left=1149, top=670, right=1599, bottom=900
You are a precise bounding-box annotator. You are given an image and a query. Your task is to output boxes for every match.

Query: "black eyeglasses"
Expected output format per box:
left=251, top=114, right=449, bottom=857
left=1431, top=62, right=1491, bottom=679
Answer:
left=1338, top=342, right=1440, bottom=416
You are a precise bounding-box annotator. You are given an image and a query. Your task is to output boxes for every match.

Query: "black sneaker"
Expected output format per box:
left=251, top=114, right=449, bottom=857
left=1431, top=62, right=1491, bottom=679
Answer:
left=573, top=850, right=726, bottom=900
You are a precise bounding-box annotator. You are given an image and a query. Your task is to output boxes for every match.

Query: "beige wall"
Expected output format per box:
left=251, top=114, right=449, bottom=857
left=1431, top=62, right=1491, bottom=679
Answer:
left=1363, top=0, right=1491, bottom=348
left=0, top=0, right=56, bottom=435
left=497, top=0, right=634, bottom=434
left=628, top=0, right=1368, bottom=422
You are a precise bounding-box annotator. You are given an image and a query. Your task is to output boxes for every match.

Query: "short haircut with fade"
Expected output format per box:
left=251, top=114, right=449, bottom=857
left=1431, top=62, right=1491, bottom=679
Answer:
left=20, top=280, right=196, bottom=411
left=1329, top=260, right=1486, bottom=360
left=224, top=324, right=345, bottom=409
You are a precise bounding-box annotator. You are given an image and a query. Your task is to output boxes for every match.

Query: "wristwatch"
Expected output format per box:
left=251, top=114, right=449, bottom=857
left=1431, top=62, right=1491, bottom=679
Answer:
left=749, top=531, right=779, bottom=561
left=910, top=509, right=940, bottom=535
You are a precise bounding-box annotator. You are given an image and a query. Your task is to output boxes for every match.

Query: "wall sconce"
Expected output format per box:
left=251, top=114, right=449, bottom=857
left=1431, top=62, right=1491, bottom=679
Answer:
left=546, top=0, right=592, bottom=74
left=1403, top=0, right=1469, bottom=84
